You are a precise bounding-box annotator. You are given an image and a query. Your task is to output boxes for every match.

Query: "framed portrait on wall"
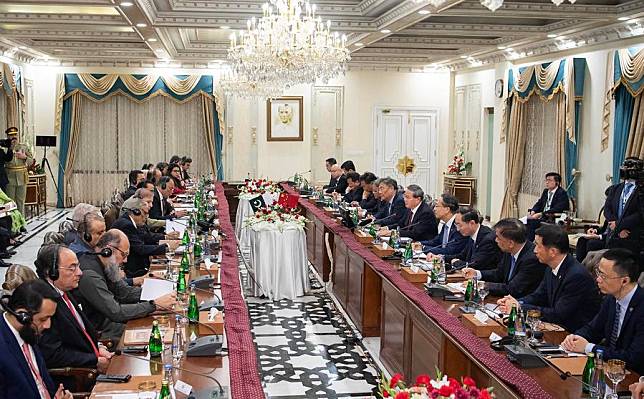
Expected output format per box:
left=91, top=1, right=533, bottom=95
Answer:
left=266, top=96, right=303, bottom=141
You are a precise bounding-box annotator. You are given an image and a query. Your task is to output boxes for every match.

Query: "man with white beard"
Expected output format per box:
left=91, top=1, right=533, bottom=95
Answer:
left=72, top=229, right=176, bottom=342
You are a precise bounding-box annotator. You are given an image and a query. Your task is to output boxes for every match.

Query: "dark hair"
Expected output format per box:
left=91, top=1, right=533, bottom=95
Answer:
left=34, top=244, right=65, bottom=280
left=457, top=207, right=482, bottom=224
left=155, top=162, right=168, bottom=172
left=360, top=172, right=377, bottom=184
left=534, top=224, right=569, bottom=253
left=96, top=229, right=122, bottom=249
left=157, top=176, right=172, bottom=188
left=379, top=177, right=398, bottom=190
left=440, top=194, right=459, bottom=212
left=141, top=163, right=153, bottom=170
left=7, top=279, right=57, bottom=315
left=136, top=179, right=155, bottom=189
left=180, top=156, right=192, bottom=165
left=166, top=163, right=181, bottom=177
left=493, top=218, right=527, bottom=243
left=169, top=155, right=181, bottom=164
left=128, top=169, right=143, bottom=185
left=346, top=172, right=360, bottom=183
left=325, top=158, right=337, bottom=165
left=406, top=184, right=424, bottom=199
left=602, top=248, right=639, bottom=282
left=146, top=169, right=159, bottom=184
left=340, top=160, right=356, bottom=172
left=545, top=172, right=562, bottom=184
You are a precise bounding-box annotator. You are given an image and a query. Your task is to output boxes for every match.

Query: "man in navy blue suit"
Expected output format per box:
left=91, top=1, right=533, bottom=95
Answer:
left=445, top=207, right=502, bottom=271
left=526, top=172, right=570, bottom=241
left=373, top=177, right=406, bottom=228
left=562, top=248, right=644, bottom=375
left=497, top=224, right=600, bottom=332
left=1, top=279, right=73, bottom=399
left=422, top=194, right=467, bottom=257
left=379, top=184, right=438, bottom=242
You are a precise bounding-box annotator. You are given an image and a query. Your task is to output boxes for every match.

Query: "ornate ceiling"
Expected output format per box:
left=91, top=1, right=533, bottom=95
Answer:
left=0, top=0, right=642, bottom=70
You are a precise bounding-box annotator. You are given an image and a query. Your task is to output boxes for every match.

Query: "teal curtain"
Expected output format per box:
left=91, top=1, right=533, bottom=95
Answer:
left=57, top=73, right=224, bottom=206
left=612, top=85, right=636, bottom=184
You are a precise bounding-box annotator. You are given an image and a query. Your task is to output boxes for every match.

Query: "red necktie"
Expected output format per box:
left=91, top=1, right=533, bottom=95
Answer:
left=407, top=211, right=413, bottom=226
left=62, top=293, right=100, bottom=358
left=21, top=343, right=51, bottom=399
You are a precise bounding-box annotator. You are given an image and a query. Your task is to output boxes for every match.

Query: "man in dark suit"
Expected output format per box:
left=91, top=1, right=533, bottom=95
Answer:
left=121, top=170, right=144, bottom=201
left=562, top=248, right=644, bottom=375
left=498, top=224, right=601, bottom=332
left=463, top=218, right=545, bottom=298
left=36, top=245, right=113, bottom=375
left=180, top=156, right=192, bottom=182
left=446, top=207, right=502, bottom=271
left=342, top=172, right=364, bottom=203
left=112, top=198, right=168, bottom=278
left=396, top=184, right=437, bottom=242
left=355, top=172, right=378, bottom=212
left=373, top=177, right=406, bottom=227
left=422, top=194, right=467, bottom=257
left=149, top=176, right=186, bottom=220
left=526, top=172, right=570, bottom=240
left=0, top=279, right=73, bottom=399
left=325, top=164, right=344, bottom=194
left=0, top=127, right=14, bottom=192
left=323, top=157, right=337, bottom=190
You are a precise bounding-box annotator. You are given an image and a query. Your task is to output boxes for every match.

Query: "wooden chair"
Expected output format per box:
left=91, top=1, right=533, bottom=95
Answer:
left=48, top=367, right=97, bottom=399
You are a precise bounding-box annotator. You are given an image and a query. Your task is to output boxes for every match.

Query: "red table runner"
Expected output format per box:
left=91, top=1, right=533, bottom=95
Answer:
left=282, top=183, right=553, bottom=399
left=216, top=182, right=266, bottom=399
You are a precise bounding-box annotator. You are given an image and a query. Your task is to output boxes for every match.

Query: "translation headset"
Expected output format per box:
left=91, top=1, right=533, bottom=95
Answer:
left=159, top=176, right=170, bottom=190
left=79, top=212, right=92, bottom=243
left=122, top=207, right=142, bottom=216
left=0, top=295, right=32, bottom=325
left=90, top=247, right=113, bottom=258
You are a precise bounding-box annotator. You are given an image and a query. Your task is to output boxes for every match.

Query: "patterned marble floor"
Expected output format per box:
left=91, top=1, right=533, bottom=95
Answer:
left=240, top=256, right=381, bottom=399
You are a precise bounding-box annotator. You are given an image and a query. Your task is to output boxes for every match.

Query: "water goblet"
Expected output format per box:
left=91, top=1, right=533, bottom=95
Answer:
left=605, top=359, right=626, bottom=399
left=526, top=309, right=542, bottom=344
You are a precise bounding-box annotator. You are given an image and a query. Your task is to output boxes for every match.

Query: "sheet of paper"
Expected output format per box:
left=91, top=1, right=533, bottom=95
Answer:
left=166, top=219, right=186, bottom=235
left=519, top=216, right=528, bottom=224
left=140, top=278, right=175, bottom=301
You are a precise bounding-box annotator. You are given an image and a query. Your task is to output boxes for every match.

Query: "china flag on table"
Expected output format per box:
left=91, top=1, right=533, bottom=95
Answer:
left=277, top=192, right=289, bottom=207
left=286, top=193, right=299, bottom=209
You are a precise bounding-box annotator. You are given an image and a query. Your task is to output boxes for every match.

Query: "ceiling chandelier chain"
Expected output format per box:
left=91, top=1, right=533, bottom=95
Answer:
left=480, top=0, right=576, bottom=12
left=225, top=0, right=351, bottom=98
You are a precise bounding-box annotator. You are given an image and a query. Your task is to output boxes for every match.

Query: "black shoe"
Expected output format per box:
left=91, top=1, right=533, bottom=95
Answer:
left=0, top=259, right=10, bottom=267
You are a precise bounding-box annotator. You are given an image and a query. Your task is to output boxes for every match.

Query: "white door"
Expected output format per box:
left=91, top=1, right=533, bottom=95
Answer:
left=374, top=108, right=438, bottom=196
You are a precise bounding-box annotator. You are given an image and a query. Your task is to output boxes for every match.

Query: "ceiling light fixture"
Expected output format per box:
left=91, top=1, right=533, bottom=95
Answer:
left=460, top=55, right=467, bottom=59
left=497, top=45, right=506, bottom=49
left=380, top=29, right=391, bottom=34
left=618, top=17, right=630, bottom=21
left=547, top=34, right=558, bottom=38
left=481, top=0, right=575, bottom=12
left=147, top=38, right=157, bottom=42
left=354, top=42, right=364, bottom=46
left=220, top=25, right=230, bottom=29
left=418, top=10, right=430, bottom=15
left=120, top=1, right=133, bottom=6
left=136, top=23, right=147, bottom=27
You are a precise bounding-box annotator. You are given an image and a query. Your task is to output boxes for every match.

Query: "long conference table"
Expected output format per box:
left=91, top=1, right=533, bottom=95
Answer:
left=91, top=182, right=265, bottom=399
left=281, top=184, right=638, bottom=399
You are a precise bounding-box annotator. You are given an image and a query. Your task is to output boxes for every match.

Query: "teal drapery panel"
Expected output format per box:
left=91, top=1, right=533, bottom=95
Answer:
left=565, top=58, right=587, bottom=198
left=507, top=60, right=567, bottom=99
left=612, top=85, right=636, bottom=184
left=614, top=48, right=644, bottom=96
left=56, top=96, right=74, bottom=207
left=57, top=73, right=224, bottom=207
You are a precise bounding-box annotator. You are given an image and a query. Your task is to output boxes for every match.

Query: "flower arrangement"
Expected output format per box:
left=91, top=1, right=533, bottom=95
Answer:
left=379, top=372, right=493, bottom=399
left=446, top=150, right=472, bottom=176
left=239, top=178, right=280, bottom=196
left=243, top=204, right=309, bottom=231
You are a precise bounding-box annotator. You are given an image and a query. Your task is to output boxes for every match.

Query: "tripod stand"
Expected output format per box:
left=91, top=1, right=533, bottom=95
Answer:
left=40, top=145, right=60, bottom=201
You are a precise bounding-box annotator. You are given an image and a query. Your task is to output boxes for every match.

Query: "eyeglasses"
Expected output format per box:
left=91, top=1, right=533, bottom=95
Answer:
left=109, top=245, right=129, bottom=258
left=593, top=267, right=626, bottom=281
left=59, top=263, right=81, bottom=272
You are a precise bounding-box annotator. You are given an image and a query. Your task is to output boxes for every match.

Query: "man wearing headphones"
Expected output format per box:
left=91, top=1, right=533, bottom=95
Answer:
left=73, top=229, right=176, bottom=341
left=35, top=245, right=113, bottom=377
left=149, top=176, right=187, bottom=220
left=0, top=279, right=73, bottom=398
left=121, top=169, right=145, bottom=201
left=562, top=248, right=644, bottom=375
left=112, top=198, right=169, bottom=278
left=68, top=212, right=106, bottom=256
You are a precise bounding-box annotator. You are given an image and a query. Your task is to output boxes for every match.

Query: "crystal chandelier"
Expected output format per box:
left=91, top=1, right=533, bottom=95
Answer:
left=219, top=70, right=284, bottom=99
left=480, top=0, right=575, bottom=11
left=227, top=0, right=351, bottom=87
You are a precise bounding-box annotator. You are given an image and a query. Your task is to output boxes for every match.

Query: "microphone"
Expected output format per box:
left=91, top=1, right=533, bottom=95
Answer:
left=113, top=350, right=226, bottom=397
left=421, top=237, right=463, bottom=254
left=394, top=219, right=426, bottom=231
left=148, top=274, right=223, bottom=311
left=155, top=304, right=221, bottom=336
left=372, top=212, right=402, bottom=226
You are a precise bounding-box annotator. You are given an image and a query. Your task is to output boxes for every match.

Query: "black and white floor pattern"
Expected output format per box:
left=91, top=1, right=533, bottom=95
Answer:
left=240, top=257, right=380, bottom=399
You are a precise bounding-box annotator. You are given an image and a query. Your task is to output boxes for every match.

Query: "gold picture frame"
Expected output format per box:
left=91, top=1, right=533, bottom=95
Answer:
left=266, top=96, right=304, bottom=142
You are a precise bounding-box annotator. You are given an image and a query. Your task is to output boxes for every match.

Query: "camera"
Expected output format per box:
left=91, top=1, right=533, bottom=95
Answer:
left=619, top=157, right=644, bottom=183
left=0, top=138, right=12, bottom=148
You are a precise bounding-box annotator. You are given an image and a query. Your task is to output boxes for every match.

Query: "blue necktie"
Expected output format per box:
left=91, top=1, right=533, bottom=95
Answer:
left=441, top=225, right=449, bottom=246
left=609, top=302, right=621, bottom=348
left=507, top=256, right=517, bottom=282
left=618, top=183, right=634, bottom=218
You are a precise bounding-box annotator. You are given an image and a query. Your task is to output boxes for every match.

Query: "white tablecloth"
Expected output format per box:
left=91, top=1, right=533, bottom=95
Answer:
left=249, top=227, right=310, bottom=301
left=235, top=198, right=254, bottom=249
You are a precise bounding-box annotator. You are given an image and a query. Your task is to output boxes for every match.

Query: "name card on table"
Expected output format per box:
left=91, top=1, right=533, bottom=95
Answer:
left=462, top=313, right=505, bottom=338
left=123, top=327, right=174, bottom=345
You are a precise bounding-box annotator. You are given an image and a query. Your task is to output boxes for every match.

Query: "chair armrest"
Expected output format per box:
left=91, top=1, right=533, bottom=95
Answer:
left=48, top=367, right=98, bottom=393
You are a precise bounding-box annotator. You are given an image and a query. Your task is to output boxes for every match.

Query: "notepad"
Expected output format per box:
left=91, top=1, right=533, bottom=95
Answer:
left=140, top=278, right=175, bottom=301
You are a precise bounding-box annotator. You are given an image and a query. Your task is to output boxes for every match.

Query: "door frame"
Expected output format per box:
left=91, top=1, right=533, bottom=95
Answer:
left=372, top=105, right=439, bottom=196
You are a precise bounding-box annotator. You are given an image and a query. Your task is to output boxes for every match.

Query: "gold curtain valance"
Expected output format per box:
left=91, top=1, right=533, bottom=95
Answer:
left=75, top=74, right=204, bottom=97
left=617, top=48, right=644, bottom=91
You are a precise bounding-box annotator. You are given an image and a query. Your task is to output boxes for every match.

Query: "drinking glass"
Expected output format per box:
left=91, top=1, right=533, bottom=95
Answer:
left=605, top=359, right=626, bottom=399
left=526, top=309, right=542, bottom=344
left=477, top=282, right=489, bottom=306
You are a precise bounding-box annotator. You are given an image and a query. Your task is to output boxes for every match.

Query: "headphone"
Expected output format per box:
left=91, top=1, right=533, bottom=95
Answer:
left=123, top=207, right=142, bottom=216
left=79, top=212, right=92, bottom=243
left=0, top=295, right=32, bottom=325
left=159, top=176, right=171, bottom=190
left=40, top=244, right=62, bottom=281
left=89, top=247, right=113, bottom=258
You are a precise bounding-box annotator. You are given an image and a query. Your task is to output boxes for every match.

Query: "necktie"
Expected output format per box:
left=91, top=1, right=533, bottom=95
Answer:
left=62, top=293, right=100, bottom=358
left=21, top=343, right=51, bottom=399
left=609, top=302, right=621, bottom=349
left=388, top=201, right=393, bottom=216
left=441, top=224, right=449, bottom=246
left=544, top=191, right=554, bottom=212
left=507, top=256, right=517, bottom=282
left=469, top=237, right=477, bottom=260
left=407, top=210, right=413, bottom=226
left=618, top=183, right=634, bottom=218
